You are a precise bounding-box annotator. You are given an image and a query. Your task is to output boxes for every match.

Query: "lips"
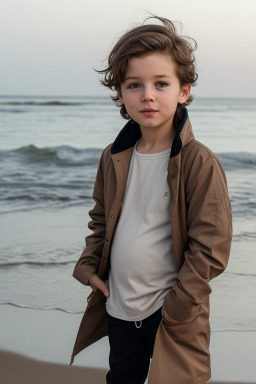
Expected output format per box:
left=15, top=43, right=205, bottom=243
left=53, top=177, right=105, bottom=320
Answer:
left=140, top=108, right=158, bottom=116
left=141, top=108, right=157, bottom=112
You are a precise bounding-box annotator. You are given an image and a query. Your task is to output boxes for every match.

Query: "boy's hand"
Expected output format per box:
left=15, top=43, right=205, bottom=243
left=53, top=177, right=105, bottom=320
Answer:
left=162, top=308, right=179, bottom=325
left=89, top=274, right=110, bottom=298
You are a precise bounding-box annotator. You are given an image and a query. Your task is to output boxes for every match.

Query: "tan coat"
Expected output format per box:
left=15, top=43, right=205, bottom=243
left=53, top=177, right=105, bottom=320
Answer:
left=70, top=110, right=232, bottom=384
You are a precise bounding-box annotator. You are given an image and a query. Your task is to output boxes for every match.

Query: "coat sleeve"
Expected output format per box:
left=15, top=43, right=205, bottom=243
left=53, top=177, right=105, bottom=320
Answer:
left=72, top=151, right=106, bottom=286
left=163, top=150, right=232, bottom=322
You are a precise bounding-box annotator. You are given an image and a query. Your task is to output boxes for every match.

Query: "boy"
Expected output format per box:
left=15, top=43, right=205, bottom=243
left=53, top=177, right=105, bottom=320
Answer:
left=70, top=16, right=232, bottom=384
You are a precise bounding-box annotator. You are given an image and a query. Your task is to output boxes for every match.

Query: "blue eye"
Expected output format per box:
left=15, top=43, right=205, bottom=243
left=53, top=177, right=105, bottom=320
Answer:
left=156, top=81, right=168, bottom=87
left=128, top=83, right=140, bottom=89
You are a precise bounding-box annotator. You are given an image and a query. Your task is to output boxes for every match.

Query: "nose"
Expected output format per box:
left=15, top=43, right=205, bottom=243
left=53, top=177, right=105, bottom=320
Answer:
left=142, top=87, right=155, bottom=102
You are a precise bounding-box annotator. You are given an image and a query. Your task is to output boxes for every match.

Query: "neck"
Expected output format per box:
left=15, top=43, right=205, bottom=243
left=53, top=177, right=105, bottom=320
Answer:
left=136, top=123, right=175, bottom=154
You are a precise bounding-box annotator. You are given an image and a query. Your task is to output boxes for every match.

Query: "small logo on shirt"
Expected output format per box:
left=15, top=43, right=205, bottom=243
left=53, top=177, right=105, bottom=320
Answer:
left=164, top=192, right=169, bottom=197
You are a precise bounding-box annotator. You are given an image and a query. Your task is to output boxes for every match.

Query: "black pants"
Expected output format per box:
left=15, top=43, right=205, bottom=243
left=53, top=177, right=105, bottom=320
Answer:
left=106, top=307, right=163, bottom=384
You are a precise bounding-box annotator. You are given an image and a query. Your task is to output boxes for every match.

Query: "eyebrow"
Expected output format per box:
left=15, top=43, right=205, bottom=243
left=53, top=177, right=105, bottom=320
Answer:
left=124, top=75, right=173, bottom=81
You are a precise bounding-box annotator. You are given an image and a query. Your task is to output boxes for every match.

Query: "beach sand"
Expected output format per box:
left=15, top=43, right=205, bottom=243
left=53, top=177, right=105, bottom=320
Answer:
left=1, top=306, right=256, bottom=382
left=0, top=350, right=107, bottom=384
left=0, top=350, right=253, bottom=384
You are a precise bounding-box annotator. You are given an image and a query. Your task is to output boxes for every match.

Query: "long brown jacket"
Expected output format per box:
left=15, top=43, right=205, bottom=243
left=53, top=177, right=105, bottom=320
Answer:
left=71, top=109, right=232, bottom=384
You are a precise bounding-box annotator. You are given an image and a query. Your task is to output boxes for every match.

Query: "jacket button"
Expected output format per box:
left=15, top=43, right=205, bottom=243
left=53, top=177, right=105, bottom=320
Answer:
left=106, top=238, right=109, bottom=242
left=117, top=158, right=120, bottom=162
left=111, top=214, right=114, bottom=219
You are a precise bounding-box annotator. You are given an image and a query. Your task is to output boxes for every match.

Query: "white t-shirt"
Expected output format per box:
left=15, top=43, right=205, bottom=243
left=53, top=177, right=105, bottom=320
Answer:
left=106, top=144, right=177, bottom=321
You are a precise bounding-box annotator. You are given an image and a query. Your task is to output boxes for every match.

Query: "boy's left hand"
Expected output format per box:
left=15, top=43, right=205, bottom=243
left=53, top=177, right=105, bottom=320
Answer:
left=162, top=308, right=179, bottom=325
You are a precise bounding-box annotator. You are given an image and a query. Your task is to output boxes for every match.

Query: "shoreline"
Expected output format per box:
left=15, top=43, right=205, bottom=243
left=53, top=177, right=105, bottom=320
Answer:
left=1, top=305, right=256, bottom=381
left=0, top=350, right=254, bottom=384
left=0, top=350, right=107, bottom=384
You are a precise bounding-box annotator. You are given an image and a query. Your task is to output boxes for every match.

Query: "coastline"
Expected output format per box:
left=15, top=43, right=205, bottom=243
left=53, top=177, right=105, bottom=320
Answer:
left=0, top=350, right=253, bottom=384
left=1, top=305, right=256, bottom=382
left=0, top=350, right=107, bottom=384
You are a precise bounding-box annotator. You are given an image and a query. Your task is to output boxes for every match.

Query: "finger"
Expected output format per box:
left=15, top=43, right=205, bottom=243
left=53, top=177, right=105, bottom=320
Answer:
left=89, top=274, right=100, bottom=288
left=102, top=285, right=110, bottom=298
left=90, top=275, right=110, bottom=298
left=96, top=278, right=110, bottom=298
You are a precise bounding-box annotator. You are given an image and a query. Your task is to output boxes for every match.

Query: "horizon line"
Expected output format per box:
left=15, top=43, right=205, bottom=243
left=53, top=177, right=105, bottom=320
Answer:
left=0, top=94, right=256, bottom=100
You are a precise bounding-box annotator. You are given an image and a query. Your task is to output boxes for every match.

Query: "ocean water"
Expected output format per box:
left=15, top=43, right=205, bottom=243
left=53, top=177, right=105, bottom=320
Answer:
left=0, top=96, right=256, bottom=378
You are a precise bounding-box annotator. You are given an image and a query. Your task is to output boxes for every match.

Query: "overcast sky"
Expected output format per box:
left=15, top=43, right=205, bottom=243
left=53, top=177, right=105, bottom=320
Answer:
left=1, top=0, right=256, bottom=98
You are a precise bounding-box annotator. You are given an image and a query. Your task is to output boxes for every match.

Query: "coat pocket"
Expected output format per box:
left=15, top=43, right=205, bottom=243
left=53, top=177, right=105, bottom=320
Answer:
left=163, top=303, right=202, bottom=326
left=149, top=298, right=211, bottom=384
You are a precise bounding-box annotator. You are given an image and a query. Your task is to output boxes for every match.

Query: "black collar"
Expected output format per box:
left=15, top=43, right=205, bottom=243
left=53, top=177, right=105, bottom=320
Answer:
left=111, top=108, right=188, bottom=158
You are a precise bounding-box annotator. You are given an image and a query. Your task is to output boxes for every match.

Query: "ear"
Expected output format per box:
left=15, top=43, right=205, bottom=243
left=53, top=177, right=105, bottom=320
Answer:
left=178, top=84, right=191, bottom=104
left=117, top=88, right=124, bottom=104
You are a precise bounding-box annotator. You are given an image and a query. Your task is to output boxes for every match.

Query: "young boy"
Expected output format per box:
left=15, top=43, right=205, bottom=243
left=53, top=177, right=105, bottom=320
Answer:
left=70, top=16, right=232, bottom=384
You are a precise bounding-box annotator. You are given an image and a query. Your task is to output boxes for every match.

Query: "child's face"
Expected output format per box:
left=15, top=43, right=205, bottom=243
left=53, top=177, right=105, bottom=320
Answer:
left=119, top=52, right=191, bottom=133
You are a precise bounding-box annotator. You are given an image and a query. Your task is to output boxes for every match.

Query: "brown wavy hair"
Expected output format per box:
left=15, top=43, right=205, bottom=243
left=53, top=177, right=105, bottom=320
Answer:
left=97, top=15, right=198, bottom=122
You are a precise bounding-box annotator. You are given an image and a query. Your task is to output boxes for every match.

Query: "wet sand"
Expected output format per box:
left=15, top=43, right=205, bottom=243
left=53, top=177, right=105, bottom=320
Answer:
left=0, top=350, right=107, bottom=384
left=0, top=350, right=253, bottom=384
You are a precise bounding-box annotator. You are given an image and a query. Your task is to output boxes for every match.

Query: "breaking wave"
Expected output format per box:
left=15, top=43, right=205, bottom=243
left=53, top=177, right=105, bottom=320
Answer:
left=1, top=145, right=255, bottom=170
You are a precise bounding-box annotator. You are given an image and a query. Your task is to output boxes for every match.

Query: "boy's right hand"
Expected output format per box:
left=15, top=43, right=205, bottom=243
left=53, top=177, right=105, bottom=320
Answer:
left=88, top=274, right=110, bottom=298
